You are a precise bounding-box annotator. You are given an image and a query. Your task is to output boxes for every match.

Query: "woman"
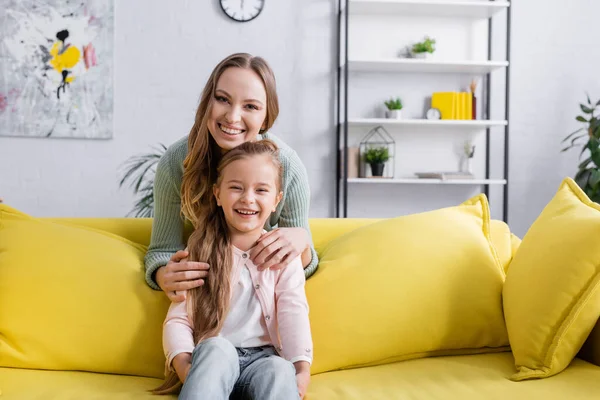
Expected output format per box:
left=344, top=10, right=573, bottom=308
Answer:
left=144, top=53, right=318, bottom=302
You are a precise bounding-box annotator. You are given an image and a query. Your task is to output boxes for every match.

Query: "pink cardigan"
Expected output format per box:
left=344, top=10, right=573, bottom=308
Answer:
left=162, top=245, right=313, bottom=371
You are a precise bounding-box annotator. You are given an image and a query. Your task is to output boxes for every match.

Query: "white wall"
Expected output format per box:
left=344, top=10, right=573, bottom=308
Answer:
left=1, top=0, right=599, bottom=239
left=0, top=0, right=337, bottom=217
left=508, top=0, right=600, bottom=237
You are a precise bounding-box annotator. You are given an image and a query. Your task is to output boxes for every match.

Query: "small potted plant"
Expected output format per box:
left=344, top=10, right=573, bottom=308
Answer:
left=384, top=97, right=403, bottom=119
left=363, top=146, right=390, bottom=177
left=411, top=36, right=436, bottom=59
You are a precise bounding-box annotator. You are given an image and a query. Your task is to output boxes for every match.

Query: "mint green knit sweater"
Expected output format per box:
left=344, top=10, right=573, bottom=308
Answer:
left=144, top=133, right=319, bottom=290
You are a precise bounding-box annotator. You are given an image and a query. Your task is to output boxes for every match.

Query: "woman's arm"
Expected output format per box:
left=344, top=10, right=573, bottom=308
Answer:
left=144, top=155, right=186, bottom=289
left=278, top=153, right=318, bottom=277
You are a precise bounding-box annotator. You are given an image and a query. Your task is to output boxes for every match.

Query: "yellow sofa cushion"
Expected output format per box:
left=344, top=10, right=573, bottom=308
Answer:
left=308, top=353, right=600, bottom=400
left=306, top=195, right=509, bottom=375
left=503, top=177, right=600, bottom=381
left=0, top=205, right=169, bottom=378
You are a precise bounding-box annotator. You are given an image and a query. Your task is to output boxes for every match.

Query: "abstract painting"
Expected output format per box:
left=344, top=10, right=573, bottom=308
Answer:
left=0, top=0, right=113, bottom=139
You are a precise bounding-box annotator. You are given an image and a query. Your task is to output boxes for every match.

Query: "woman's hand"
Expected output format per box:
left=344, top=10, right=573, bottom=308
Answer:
left=294, top=361, right=311, bottom=399
left=156, top=249, right=209, bottom=302
left=249, top=227, right=310, bottom=271
left=172, top=352, right=192, bottom=383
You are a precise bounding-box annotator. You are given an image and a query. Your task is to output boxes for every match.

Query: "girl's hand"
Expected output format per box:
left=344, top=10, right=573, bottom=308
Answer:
left=172, top=352, right=192, bottom=383
left=250, top=227, right=309, bottom=271
left=294, top=362, right=311, bottom=399
left=156, top=250, right=209, bottom=302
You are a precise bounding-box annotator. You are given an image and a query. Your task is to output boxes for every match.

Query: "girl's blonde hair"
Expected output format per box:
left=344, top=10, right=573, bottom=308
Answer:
left=152, top=139, right=282, bottom=395
left=181, top=53, right=279, bottom=233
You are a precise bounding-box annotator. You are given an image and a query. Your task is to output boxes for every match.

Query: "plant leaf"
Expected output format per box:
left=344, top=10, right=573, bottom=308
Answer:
left=580, top=143, right=589, bottom=158
left=590, top=170, right=600, bottom=188
left=587, top=93, right=592, bottom=105
left=592, top=152, right=600, bottom=168
left=562, top=128, right=584, bottom=142
left=581, top=105, right=594, bottom=114
left=576, top=116, right=588, bottom=123
left=579, top=156, right=592, bottom=169
left=575, top=169, right=592, bottom=189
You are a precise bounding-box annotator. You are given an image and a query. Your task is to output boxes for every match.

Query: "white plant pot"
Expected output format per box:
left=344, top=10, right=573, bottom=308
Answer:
left=385, top=109, right=403, bottom=119
left=412, top=52, right=430, bottom=59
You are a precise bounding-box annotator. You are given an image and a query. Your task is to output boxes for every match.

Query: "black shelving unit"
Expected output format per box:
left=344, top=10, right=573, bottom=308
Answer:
left=335, top=0, right=512, bottom=223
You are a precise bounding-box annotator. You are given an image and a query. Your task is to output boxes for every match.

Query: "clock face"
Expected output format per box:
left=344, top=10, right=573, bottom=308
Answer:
left=426, top=107, right=441, bottom=120
left=220, top=0, right=265, bottom=22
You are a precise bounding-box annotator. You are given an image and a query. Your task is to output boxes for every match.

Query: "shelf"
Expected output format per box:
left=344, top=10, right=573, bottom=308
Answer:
left=346, top=118, right=508, bottom=130
left=348, top=58, right=508, bottom=74
left=348, top=178, right=507, bottom=185
left=348, top=0, right=510, bottom=19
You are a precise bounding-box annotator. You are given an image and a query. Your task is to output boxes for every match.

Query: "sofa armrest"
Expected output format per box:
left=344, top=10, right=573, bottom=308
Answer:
left=579, top=318, right=600, bottom=367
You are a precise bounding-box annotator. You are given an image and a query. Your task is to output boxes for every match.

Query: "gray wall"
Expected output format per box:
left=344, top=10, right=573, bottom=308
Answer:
left=1, top=0, right=599, bottom=239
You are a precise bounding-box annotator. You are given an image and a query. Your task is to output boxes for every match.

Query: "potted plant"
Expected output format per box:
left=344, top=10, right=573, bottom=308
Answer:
left=118, top=143, right=167, bottom=217
left=363, top=146, right=390, bottom=177
left=411, top=36, right=436, bottom=59
left=561, top=94, right=600, bottom=202
left=384, top=97, right=403, bottom=119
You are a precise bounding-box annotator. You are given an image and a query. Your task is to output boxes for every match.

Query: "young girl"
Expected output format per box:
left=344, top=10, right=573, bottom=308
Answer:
left=153, top=140, right=312, bottom=399
left=145, top=53, right=318, bottom=303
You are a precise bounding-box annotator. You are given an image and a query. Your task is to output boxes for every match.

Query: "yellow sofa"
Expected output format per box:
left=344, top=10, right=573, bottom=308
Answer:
left=1, top=213, right=600, bottom=399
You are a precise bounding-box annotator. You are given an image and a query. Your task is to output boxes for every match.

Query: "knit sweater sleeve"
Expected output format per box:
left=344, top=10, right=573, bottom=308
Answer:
left=279, top=150, right=319, bottom=279
left=144, top=151, right=186, bottom=290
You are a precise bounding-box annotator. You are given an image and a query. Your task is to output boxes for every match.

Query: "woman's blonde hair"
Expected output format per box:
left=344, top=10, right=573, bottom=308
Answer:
left=181, top=53, right=279, bottom=233
left=152, top=139, right=282, bottom=395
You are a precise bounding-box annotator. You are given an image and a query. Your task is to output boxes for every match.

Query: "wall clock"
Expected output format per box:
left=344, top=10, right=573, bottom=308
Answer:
left=220, top=0, right=264, bottom=22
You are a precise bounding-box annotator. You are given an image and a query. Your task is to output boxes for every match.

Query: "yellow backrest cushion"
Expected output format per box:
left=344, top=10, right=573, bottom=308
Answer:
left=503, top=177, right=600, bottom=381
left=0, top=205, right=169, bottom=378
left=306, top=195, right=509, bottom=375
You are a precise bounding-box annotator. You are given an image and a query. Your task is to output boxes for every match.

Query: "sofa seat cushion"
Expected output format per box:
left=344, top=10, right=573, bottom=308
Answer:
left=0, top=367, right=174, bottom=399
left=307, top=353, right=600, bottom=399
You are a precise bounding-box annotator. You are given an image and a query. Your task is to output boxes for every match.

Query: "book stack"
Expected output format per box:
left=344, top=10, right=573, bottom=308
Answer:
left=431, top=92, right=474, bottom=120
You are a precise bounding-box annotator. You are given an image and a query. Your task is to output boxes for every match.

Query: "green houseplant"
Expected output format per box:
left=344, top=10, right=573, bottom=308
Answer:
left=364, top=146, right=390, bottom=177
left=561, top=94, right=600, bottom=202
left=118, top=144, right=167, bottom=217
left=384, top=97, right=403, bottom=119
left=411, top=36, right=436, bottom=58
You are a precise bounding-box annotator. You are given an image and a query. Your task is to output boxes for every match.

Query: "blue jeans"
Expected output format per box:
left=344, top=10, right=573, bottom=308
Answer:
left=179, top=337, right=299, bottom=400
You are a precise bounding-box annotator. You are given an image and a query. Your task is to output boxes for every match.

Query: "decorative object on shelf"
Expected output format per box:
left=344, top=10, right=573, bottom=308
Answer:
left=415, top=171, right=474, bottom=180
left=384, top=97, right=403, bottom=119
left=431, top=91, right=473, bottom=120
left=561, top=94, right=600, bottom=202
left=0, top=0, right=114, bottom=139
left=364, top=146, right=390, bottom=177
left=426, top=107, right=441, bottom=120
left=469, top=79, right=479, bottom=120
left=118, top=143, right=167, bottom=217
left=359, top=125, right=395, bottom=178
left=220, top=0, right=265, bottom=22
left=410, top=36, right=436, bottom=59
left=461, top=141, right=475, bottom=174
left=347, top=147, right=360, bottom=178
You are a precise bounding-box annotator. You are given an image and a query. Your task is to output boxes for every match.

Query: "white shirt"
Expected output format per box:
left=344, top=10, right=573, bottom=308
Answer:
left=219, top=265, right=271, bottom=348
